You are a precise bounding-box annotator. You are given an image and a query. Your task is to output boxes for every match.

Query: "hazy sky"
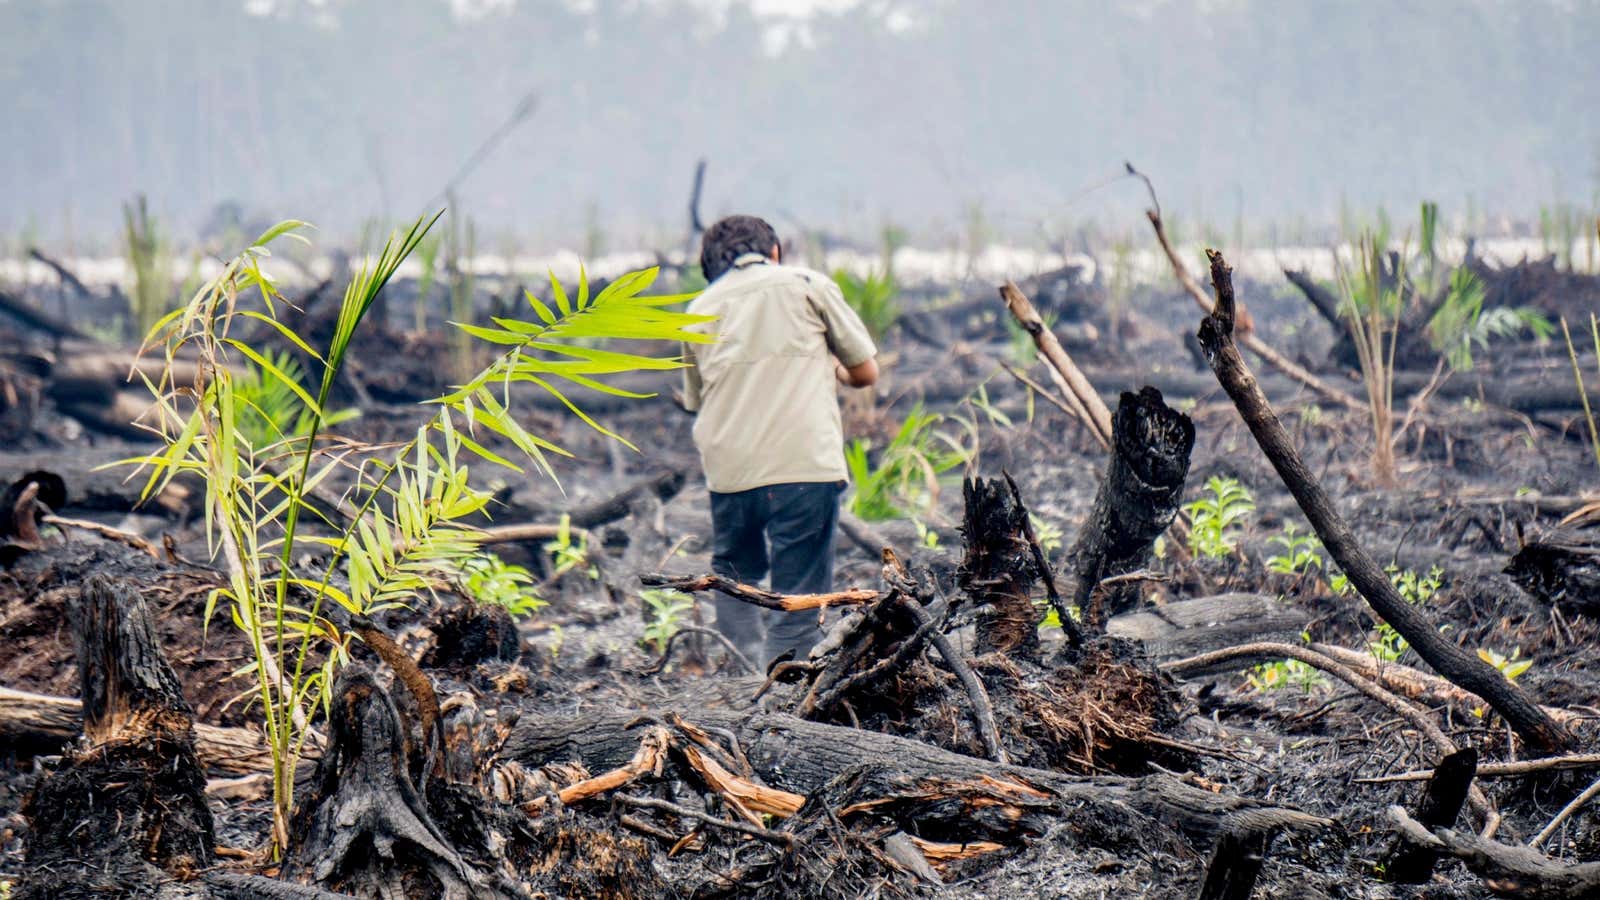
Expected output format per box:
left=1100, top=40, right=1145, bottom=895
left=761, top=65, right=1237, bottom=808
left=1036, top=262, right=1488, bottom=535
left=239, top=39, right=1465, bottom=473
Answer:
left=2, top=0, right=1596, bottom=247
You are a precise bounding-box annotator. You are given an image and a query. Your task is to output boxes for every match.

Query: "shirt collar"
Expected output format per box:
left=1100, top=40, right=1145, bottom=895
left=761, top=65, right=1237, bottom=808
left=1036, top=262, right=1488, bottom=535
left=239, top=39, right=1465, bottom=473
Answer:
left=732, top=252, right=771, bottom=270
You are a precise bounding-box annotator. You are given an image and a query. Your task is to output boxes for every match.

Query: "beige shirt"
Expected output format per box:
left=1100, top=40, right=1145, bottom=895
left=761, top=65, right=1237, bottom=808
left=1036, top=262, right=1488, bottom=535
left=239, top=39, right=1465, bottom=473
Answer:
left=683, top=253, right=878, bottom=493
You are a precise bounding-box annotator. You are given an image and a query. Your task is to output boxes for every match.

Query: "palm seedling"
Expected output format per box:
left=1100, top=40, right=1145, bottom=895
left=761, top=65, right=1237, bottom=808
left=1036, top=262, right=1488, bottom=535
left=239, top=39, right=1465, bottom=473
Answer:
left=124, top=212, right=709, bottom=853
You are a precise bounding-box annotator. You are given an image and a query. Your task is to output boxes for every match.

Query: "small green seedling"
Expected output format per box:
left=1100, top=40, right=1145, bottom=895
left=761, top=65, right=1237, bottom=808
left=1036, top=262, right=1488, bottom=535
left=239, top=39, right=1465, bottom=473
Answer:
left=1183, top=476, right=1255, bottom=559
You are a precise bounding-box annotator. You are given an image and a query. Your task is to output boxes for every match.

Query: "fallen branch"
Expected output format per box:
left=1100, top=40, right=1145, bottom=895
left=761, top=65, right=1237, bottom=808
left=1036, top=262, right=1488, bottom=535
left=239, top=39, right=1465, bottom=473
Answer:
left=904, top=596, right=1008, bottom=765
left=1310, top=642, right=1582, bottom=727
left=640, top=572, right=880, bottom=611
left=1359, top=754, right=1600, bottom=784
left=1193, top=249, right=1572, bottom=754
left=1389, top=805, right=1600, bottom=899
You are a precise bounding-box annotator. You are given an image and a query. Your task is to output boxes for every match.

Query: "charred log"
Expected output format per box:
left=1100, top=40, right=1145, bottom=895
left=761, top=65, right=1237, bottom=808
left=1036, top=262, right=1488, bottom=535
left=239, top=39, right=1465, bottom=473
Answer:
left=960, top=476, right=1043, bottom=656
left=16, top=576, right=215, bottom=899
left=1069, top=387, right=1194, bottom=623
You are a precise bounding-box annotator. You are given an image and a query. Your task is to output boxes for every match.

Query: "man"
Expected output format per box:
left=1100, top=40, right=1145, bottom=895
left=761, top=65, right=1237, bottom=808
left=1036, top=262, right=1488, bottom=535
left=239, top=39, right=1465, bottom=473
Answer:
left=681, top=215, right=879, bottom=667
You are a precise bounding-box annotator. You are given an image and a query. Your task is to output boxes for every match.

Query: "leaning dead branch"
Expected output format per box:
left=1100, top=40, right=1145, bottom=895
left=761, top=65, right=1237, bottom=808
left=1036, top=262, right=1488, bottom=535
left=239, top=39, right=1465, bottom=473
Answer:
left=1193, top=249, right=1573, bottom=754
left=1134, top=174, right=1363, bottom=412
left=1000, top=280, right=1113, bottom=449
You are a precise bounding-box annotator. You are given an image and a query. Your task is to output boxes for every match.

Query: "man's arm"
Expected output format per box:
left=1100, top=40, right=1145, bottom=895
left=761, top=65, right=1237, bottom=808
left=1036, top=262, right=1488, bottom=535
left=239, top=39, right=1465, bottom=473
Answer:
left=810, top=276, right=879, bottom=389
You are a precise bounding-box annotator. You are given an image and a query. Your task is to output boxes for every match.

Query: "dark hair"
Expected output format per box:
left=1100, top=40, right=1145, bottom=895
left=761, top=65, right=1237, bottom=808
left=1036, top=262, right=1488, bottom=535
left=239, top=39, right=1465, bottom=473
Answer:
left=699, top=215, right=779, bottom=283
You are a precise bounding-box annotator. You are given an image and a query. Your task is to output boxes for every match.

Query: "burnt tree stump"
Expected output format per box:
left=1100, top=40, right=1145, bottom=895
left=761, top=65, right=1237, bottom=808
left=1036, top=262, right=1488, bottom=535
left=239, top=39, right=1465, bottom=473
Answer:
left=283, top=664, right=493, bottom=898
left=1070, top=387, right=1194, bottom=624
left=17, top=575, right=215, bottom=898
left=960, top=476, right=1043, bottom=657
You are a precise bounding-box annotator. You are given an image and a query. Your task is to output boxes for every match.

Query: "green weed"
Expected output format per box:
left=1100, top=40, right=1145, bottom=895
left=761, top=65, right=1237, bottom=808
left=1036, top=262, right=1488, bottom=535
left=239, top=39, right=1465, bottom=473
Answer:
left=543, top=513, right=597, bottom=580
left=122, top=194, right=172, bottom=337
left=1183, top=476, right=1254, bottom=559
left=845, top=404, right=972, bottom=522
left=641, top=588, right=695, bottom=654
left=461, top=553, right=546, bottom=618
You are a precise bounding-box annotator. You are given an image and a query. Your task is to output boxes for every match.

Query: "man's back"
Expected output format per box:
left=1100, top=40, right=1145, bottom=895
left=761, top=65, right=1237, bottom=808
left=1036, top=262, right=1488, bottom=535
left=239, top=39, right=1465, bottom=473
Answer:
left=683, top=253, right=876, bottom=493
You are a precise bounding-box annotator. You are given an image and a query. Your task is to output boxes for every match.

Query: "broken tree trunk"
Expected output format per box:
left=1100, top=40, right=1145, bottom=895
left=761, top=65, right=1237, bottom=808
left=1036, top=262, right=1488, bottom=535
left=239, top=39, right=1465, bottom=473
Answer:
left=1069, top=387, right=1194, bottom=624
left=960, top=476, right=1043, bottom=657
left=1195, top=249, right=1572, bottom=755
left=16, top=575, right=215, bottom=899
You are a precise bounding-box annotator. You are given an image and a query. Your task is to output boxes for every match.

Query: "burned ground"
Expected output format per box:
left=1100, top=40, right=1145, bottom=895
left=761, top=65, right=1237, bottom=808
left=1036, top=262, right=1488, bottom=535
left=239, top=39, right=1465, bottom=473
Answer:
left=2, top=246, right=1599, bottom=899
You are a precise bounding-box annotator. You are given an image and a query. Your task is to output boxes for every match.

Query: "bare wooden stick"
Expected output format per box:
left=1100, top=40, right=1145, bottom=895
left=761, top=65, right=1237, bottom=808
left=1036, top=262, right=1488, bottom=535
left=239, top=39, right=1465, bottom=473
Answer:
left=1530, top=772, right=1600, bottom=850
left=905, top=599, right=1008, bottom=765
left=999, top=281, right=1113, bottom=450
left=617, top=794, right=795, bottom=847
left=640, top=572, right=879, bottom=611
left=475, top=522, right=594, bottom=547
left=645, top=625, right=757, bottom=676
left=998, top=359, right=1084, bottom=422
left=1359, top=754, right=1600, bottom=784
left=1193, top=250, right=1572, bottom=755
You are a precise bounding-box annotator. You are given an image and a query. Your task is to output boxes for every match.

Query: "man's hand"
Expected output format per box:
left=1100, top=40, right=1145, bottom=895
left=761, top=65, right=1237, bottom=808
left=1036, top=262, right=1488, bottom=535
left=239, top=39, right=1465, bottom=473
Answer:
left=835, top=357, right=879, bottom=388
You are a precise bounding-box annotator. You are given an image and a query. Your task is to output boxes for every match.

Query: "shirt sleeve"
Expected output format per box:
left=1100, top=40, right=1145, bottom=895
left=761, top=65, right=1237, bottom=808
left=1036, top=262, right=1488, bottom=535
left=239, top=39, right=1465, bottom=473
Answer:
left=808, top=276, right=878, bottom=368
left=681, top=341, right=703, bottom=412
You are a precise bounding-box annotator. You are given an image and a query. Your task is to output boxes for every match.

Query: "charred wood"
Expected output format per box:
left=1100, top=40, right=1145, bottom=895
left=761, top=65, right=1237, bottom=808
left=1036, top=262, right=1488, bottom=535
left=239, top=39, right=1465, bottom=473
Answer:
left=1069, top=387, right=1194, bottom=624
left=1382, top=748, right=1478, bottom=883
left=15, top=576, right=215, bottom=898
left=1195, top=249, right=1572, bottom=754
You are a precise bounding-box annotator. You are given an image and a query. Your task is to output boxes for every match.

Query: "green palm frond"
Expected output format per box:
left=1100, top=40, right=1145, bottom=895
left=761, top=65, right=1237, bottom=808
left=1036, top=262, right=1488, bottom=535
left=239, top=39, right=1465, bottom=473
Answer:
left=438, top=265, right=712, bottom=478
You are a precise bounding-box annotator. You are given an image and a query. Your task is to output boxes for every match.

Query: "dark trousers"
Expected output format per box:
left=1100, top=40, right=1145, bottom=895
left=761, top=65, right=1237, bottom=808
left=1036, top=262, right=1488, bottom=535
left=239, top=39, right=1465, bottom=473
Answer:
left=709, top=480, right=843, bottom=667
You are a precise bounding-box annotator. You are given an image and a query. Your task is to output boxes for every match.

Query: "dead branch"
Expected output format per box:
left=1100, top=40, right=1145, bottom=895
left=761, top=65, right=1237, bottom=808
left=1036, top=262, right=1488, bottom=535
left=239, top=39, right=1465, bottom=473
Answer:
left=1310, top=642, right=1581, bottom=726
left=1193, top=249, right=1573, bottom=754
left=999, top=280, right=1113, bottom=449
left=903, top=596, right=1008, bottom=765
left=1529, top=771, right=1600, bottom=850
left=1389, top=805, right=1600, bottom=899
left=640, top=572, right=880, bottom=611
left=1359, top=755, right=1600, bottom=784
left=645, top=625, right=757, bottom=675
left=616, top=794, right=796, bottom=848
